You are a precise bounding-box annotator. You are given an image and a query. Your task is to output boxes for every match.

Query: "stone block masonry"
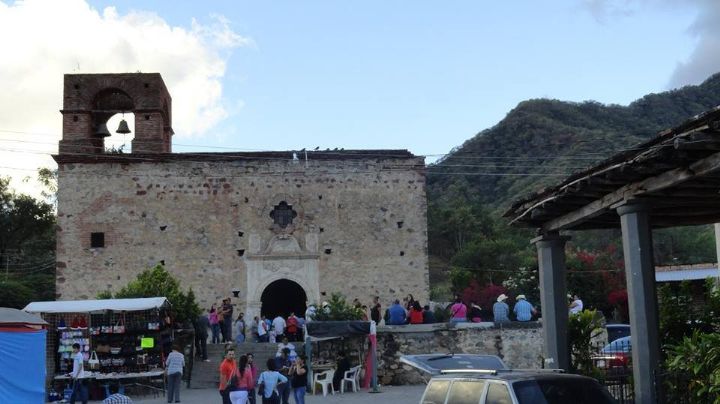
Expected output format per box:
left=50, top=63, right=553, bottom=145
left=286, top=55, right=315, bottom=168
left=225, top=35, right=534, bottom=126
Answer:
left=54, top=153, right=429, bottom=317
left=377, top=322, right=544, bottom=385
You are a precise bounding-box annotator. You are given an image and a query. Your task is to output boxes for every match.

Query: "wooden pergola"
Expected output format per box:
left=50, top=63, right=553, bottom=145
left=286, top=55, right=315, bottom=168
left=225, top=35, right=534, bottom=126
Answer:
left=505, top=105, right=720, bottom=403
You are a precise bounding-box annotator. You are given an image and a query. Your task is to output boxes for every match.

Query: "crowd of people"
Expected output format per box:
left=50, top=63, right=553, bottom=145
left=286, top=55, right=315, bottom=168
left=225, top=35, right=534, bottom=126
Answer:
left=194, top=291, right=555, bottom=362
left=218, top=346, right=309, bottom=404
left=370, top=293, right=545, bottom=325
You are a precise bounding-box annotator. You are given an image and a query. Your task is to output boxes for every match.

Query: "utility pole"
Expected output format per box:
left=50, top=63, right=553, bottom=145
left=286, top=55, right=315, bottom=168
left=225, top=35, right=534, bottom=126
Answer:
left=3, top=249, right=19, bottom=282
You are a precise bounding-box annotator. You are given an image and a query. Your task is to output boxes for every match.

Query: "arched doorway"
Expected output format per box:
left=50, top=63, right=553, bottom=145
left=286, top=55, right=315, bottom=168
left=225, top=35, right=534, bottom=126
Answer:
left=261, top=279, right=307, bottom=319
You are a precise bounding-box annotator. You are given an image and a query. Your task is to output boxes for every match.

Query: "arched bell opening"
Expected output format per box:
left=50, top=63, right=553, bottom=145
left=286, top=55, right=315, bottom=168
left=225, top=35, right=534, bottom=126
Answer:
left=260, top=279, right=307, bottom=320
left=91, top=88, right=135, bottom=154
left=104, top=112, right=135, bottom=153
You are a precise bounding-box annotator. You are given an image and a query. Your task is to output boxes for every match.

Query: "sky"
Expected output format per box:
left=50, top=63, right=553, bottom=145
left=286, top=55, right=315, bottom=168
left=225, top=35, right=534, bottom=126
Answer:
left=1, top=0, right=718, bottom=197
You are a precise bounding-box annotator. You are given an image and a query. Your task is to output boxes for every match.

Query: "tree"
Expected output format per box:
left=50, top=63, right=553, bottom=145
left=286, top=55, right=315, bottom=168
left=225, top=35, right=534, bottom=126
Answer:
left=108, top=264, right=201, bottom=326
left=0, top=279, right=35, bottom=308
left=0, top=175, right=56, bottom=307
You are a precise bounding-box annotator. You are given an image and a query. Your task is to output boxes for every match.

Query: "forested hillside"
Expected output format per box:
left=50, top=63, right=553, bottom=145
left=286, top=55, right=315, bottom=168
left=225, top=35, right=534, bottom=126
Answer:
left=428, top=73, right=720, bottom=208
left=426, top=73, right=720, bottom=305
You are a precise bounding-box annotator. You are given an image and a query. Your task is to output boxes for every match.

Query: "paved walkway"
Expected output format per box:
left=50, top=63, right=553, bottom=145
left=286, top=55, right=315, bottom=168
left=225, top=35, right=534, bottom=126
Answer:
left=105, top=385, right=425, bottom=404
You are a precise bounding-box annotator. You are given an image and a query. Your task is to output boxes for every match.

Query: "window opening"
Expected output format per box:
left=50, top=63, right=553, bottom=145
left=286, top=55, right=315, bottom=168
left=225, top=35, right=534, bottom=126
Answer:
left=90, top=232, right=105, bottom=248
left=270, top=201, right=297, bottom=228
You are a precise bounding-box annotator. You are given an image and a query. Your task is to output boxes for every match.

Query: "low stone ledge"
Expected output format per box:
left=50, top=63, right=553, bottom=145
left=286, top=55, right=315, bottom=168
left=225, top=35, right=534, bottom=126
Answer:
left=374, top=322, right=543, bottom=385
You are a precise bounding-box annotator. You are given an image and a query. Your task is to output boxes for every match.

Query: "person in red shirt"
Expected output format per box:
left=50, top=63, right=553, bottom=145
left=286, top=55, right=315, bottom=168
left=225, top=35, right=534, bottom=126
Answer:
left=409, top=301, right=424, bottom=324
left=219, top=348, right=237, bottom=404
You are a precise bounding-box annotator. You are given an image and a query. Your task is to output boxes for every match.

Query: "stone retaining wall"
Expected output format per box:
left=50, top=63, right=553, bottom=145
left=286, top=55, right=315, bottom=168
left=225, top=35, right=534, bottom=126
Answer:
left=375, top=322, right=543, bottom=385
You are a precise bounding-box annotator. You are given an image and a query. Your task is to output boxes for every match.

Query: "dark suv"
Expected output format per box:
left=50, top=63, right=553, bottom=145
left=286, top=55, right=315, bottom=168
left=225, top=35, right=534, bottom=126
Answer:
left=401, top=354, right=617, bottom=404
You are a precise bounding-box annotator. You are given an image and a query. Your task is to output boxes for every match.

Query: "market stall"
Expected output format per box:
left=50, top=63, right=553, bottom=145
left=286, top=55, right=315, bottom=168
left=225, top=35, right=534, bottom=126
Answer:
left=0, top=307, right=48, bottom=403
left=305, top=320, right=378, bottom=393
left=23, top=297, right=172, bottom=399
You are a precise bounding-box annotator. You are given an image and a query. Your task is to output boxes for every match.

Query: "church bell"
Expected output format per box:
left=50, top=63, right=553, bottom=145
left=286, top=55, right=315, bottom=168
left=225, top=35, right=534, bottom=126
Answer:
left=116, top=119, right=131, bottom=134
left=94, top=123, right=111, bottom=137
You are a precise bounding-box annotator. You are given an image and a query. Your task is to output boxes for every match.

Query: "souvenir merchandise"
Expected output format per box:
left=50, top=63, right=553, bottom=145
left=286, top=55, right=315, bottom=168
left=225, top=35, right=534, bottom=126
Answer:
left=85, top=310, right=170, bottom=377
left=112, top=316, right=126, bottom=334
left=88, top=351, right=100, bottom=370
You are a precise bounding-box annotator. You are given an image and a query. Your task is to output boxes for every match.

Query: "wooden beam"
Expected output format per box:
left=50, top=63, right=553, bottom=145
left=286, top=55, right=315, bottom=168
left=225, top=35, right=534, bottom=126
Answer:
left=540, top=150, right=720, bottom=232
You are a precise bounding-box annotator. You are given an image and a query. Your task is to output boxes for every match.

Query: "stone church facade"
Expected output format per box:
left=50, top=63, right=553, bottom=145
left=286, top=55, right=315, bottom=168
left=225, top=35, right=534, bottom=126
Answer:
left=53, top=73, right=429, bottom=320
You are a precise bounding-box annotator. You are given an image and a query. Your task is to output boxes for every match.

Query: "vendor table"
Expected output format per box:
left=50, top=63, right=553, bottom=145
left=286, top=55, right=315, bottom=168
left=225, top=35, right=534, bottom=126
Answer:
left=54, top=370, right=165, bottom=397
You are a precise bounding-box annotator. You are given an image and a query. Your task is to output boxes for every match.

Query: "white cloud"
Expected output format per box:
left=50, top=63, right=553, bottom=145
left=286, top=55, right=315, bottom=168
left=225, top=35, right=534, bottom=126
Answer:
left=581, top=0, right=720, bottom=88
left=0, top=0, right=249, bottom=197
left=668, top=0, right=720, bottom=88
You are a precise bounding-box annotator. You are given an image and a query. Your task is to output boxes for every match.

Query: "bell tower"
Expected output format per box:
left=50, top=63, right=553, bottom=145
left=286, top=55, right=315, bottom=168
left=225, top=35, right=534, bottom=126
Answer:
left=59, top=73, right=173, bottom=155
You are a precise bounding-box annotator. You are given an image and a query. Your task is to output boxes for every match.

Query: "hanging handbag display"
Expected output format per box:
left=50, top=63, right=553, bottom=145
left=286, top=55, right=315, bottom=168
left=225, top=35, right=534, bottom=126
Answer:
left=88, top=351, right=100, bottom=370
left=113, top=315, right=126, bottom=334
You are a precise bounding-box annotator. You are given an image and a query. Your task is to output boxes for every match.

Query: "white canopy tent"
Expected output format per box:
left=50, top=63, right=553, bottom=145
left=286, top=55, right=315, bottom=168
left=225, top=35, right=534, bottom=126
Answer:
left=23, top=297, right=170, bottom=314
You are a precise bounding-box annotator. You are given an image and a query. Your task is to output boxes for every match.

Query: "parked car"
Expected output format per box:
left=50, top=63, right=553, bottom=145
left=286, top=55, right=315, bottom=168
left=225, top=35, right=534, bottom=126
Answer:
left=400, top=353, right=508, bottom=375
left=592, top=336, right=632, bottom=369
left=605, top=324, right=630, bottom=343
left=401, top=354, right=617, bottom=404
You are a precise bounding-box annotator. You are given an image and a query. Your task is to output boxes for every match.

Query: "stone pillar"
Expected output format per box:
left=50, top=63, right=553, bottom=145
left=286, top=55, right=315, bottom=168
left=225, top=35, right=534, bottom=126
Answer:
left=617, top=203, right=660, bottom=404
left=532, top=232, right=570, bottom=370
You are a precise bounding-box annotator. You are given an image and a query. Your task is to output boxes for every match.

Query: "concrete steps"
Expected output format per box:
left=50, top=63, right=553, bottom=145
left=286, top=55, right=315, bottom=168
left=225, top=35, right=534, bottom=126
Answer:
left=190, top=341, right=304, bottom=389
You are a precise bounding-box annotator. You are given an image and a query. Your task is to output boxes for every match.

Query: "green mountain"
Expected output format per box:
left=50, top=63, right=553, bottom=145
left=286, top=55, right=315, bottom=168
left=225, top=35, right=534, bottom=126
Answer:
left=427, top=73, right=720, bottom=210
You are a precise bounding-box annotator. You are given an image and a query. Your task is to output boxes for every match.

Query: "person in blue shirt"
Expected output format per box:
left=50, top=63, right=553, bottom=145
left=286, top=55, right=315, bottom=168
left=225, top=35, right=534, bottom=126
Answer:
left=387, top=299, right=407, bottom=325
left=513, top=294, right=537, bottom=322
left=493, top=294, right=510, bottom=323
left=258, top=358, right=288, bottom=403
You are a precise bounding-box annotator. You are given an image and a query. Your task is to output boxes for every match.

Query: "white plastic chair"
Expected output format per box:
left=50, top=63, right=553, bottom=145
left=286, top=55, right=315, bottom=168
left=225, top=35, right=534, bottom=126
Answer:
left=312, top=369, right=335, bottom=396
left=341, top=365, right=361, bottom=393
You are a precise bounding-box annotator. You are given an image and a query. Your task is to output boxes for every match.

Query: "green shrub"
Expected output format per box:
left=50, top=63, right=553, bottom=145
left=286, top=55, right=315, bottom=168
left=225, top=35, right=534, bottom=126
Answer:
left=433, top=304, right=451, bottom=323
left=665, top=330, right=720, bottom=403
left=568, top=309, right=604, bottom=374
left=312, top=293, right=363, bottom=321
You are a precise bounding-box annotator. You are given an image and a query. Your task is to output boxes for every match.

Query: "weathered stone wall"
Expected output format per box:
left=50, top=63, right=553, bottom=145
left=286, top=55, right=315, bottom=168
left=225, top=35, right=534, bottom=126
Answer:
left=55, top=156, right=429, bottom=312
left=375, top=322, right=543, bottom=385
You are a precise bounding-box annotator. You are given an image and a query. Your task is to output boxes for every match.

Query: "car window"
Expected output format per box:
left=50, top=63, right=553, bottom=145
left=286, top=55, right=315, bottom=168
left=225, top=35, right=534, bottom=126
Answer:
left=446, top=380, right=485, bottom=404
left=512, top=379, right=616, bottom=404
left=603, top=337, right=631, bottom=353
left=485, top=383, right=512, bottom=404
left=607, top=326, right=630, bottom=342
left=422, top=380, right=451, bottom=404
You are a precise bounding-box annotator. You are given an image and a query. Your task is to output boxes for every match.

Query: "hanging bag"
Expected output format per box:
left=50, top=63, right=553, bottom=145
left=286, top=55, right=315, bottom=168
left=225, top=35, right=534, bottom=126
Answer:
left=223, top=368, right=238, bottom=395
left=113, top=314, right=126, bottom=334
left=90, top=352, right=99, bottom=368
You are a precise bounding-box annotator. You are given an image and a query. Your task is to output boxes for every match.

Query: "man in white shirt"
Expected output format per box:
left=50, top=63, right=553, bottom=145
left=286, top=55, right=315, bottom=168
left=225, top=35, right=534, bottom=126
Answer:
left=258, top=315, right=269, bottom=342
left=305, top=304, right=317, bottom=322
left=272, top=315, right=286, bottom=340
left=569, top=294, right=584, bottom=315
left=69, top=343, right=88, bottom=404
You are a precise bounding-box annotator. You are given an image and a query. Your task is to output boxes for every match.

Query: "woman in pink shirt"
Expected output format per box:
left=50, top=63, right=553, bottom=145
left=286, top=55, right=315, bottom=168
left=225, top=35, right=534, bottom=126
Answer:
left=450, top=297, right=468, bottom=323
left=209, top=305, right=221, bottom=344
left=228, top=354, right=255, bottom=404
